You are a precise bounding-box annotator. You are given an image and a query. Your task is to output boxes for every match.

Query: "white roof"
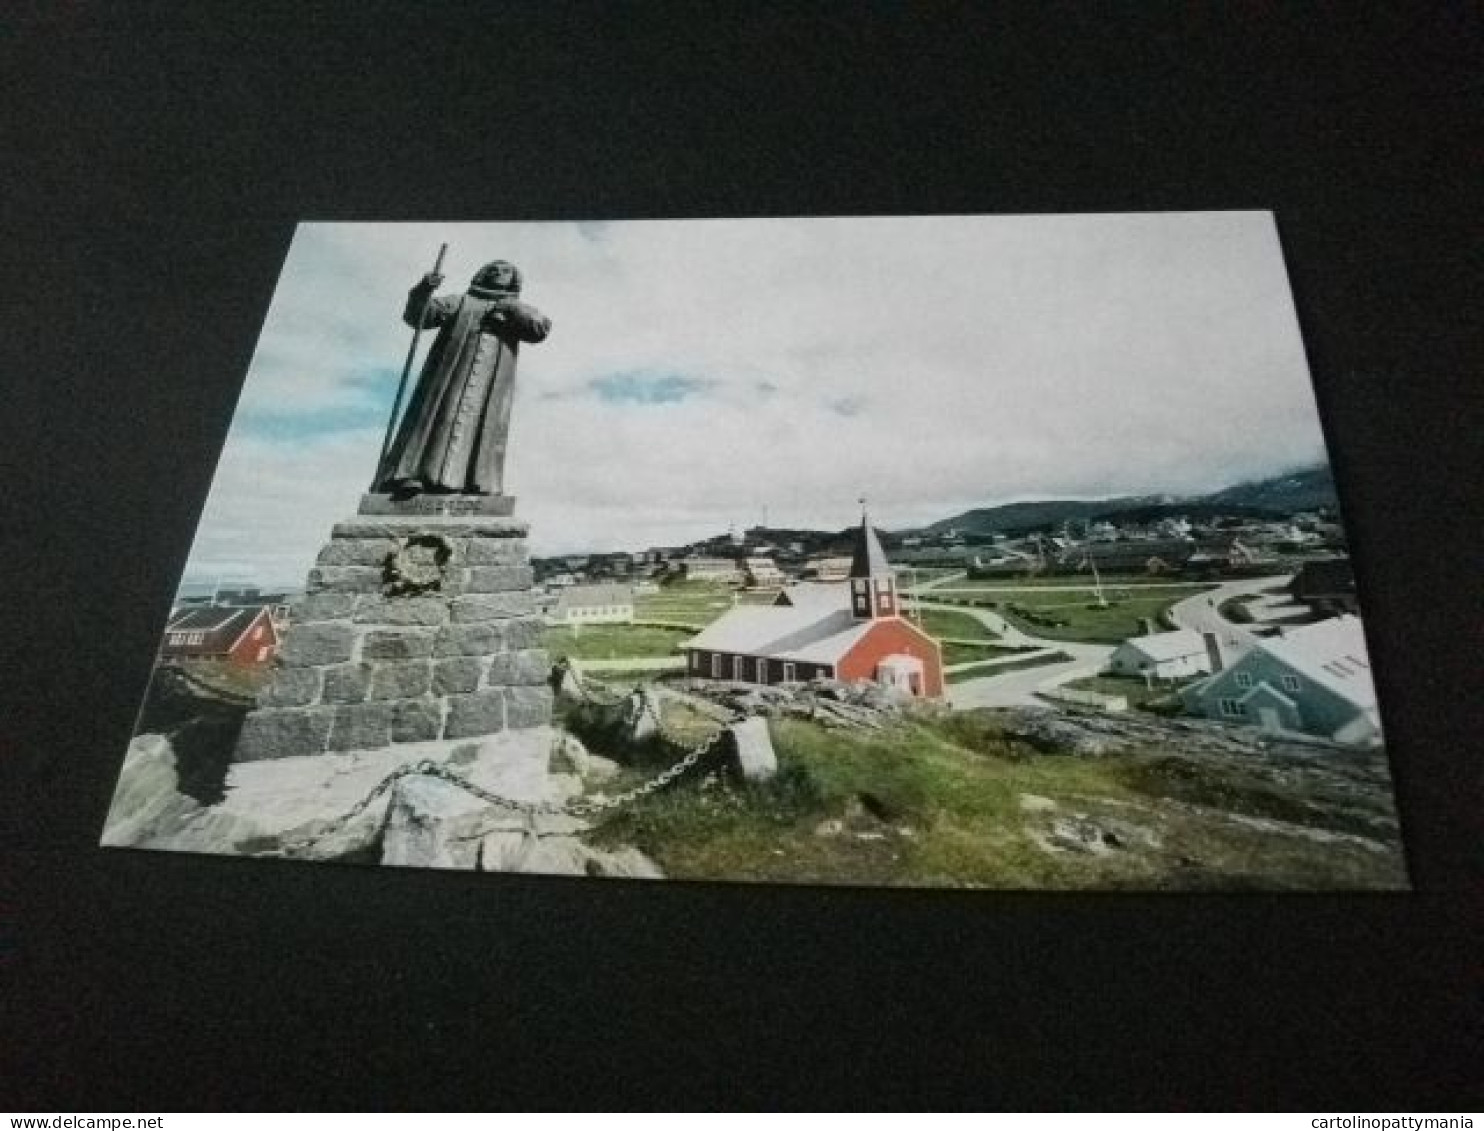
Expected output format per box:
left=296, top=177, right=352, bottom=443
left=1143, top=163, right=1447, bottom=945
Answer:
left=685, top=604, right=876, bottom=665
left=554, top=583, right=634, bottom=610
left=1256, top=614, right=1377, bottom=712
left=1115, top=629, right=1208, bottom=663
left=774, top=582, right=850, bottom=612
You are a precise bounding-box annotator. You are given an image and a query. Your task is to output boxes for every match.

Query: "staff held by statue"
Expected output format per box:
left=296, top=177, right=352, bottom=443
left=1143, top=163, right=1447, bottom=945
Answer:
left=375, top=242, right=449, bottom=486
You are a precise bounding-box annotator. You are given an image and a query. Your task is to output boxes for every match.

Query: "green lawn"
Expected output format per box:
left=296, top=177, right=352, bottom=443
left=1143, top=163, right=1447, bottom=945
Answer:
left=940, top=642, right=1030, bottom=667
left=912, top=606, right=998, bottom=642
left=993, top=585, right=1214, bottom=644
left=634, top=586, right=736, bottom=628
left=544, top=623, right=695, bottom=661
left=946, top=573, right=1207, bottom=589
left=585, top=711, right=1407, bottom=890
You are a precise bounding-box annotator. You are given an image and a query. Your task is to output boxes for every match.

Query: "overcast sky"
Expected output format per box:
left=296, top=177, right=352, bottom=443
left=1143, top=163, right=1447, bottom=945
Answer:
left=183, top=213, right=1328, bottom=588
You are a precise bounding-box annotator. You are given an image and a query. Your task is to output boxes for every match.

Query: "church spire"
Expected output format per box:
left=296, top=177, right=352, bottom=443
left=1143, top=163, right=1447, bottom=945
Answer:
left=848, top=502, right=898, bottom=619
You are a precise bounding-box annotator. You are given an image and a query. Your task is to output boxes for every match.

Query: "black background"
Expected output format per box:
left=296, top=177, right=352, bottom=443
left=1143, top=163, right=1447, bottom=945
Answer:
left=4, top=1, right=1482, bottom=1110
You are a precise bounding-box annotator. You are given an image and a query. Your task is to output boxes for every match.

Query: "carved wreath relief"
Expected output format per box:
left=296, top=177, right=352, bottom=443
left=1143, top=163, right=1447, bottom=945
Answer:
left=382, top=533, right=453, bottom=595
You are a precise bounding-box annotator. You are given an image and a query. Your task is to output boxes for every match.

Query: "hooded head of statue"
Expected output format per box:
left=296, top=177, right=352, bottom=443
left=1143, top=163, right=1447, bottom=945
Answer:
left=468, top=259, right=523, bottom=300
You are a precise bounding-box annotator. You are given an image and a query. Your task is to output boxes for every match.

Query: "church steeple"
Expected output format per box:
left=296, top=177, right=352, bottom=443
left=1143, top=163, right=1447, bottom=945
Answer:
left=849, top=502, right=898, bottom=620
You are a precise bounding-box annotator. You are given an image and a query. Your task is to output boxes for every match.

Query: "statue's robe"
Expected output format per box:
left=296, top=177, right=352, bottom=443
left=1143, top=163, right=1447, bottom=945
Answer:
left=378, top=282, right=551, bottom=495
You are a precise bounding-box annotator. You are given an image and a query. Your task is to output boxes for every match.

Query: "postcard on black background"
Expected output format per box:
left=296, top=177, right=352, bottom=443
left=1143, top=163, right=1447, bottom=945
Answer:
left=100, top=213, right=1406, bottom=890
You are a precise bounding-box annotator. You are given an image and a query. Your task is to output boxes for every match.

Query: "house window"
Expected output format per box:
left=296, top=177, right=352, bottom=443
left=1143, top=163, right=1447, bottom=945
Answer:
left=783, top=662, right=796, bottom=682
left=710, top=654, right=721, bottom=678
left=755, top=658, right=768, bottom=683
left=732, top=656, right=745, bottom=681
left=1219, top=698, right=1245, bottom=718
left=256, top=646, right=269, bottom=662
left=877, top=590, right=892, bottom=612
left=1282, top=674, right=1301, bottom=693
left=1235, top=671, right=1253, bottom=689
left=251, top=626, right=263, bottom=640
left=168, top=633, right=183, bottom=645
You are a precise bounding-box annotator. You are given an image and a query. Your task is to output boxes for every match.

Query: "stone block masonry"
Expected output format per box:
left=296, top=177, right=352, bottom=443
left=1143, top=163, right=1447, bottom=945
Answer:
left=234, top=506, right=553, bottom=762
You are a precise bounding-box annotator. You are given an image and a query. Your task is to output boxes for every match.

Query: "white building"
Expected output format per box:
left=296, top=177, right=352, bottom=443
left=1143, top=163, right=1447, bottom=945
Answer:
left=679, top=556, right=743, bottom=584
left=1181, top=615, right=1381, bottom=746
left=1106, top=629, right=1213, bottom=681
left=550, top=583, right=635, bottom=625
left=743, top=556, right=785, bottom=587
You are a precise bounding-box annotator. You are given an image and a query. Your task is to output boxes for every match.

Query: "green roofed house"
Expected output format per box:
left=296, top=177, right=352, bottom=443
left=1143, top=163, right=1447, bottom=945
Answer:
left=1180, top=614, right=1381, bottom=747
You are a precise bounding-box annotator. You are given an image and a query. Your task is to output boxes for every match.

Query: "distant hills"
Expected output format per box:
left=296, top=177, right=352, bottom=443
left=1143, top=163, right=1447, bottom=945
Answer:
left=921, top=464, right=1336, bottom=538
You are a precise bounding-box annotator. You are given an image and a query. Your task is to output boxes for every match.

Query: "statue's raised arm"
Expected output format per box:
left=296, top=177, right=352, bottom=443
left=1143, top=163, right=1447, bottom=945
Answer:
left=376, top=259, right=551, bottom=498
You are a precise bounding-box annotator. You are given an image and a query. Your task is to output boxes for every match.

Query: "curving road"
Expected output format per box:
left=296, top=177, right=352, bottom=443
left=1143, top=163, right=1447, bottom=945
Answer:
left=909, top=598, right=1114, bottom=709
left=1165, top=574, right=1292, bottom=665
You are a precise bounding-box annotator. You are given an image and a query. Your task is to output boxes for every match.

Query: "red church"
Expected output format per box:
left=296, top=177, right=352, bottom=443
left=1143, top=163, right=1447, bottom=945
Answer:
left=683, top=512, right=944, bottom=698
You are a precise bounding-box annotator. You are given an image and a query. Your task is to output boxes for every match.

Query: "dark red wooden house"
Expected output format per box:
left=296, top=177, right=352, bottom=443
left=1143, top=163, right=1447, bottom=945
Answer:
left=160, top=605, right=281, bottom=667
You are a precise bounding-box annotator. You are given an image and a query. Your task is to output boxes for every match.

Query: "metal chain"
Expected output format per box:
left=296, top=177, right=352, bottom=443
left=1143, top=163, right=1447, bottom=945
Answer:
left=290, top=709, right=734, bottom=852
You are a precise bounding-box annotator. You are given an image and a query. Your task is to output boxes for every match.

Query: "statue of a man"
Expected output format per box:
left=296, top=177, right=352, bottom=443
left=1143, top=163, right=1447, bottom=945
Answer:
left=376, top=259, right=551, bottom=496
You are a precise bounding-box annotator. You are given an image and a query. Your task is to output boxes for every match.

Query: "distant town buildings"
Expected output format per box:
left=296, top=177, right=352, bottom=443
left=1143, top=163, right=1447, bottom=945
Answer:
left=742, top=556, right=785, bottom=588
left=679, top=556, right=744, bottom=584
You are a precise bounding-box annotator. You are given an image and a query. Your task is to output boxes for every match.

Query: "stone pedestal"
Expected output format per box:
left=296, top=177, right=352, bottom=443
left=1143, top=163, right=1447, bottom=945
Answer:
left=234, top=502, right=552, bottom=762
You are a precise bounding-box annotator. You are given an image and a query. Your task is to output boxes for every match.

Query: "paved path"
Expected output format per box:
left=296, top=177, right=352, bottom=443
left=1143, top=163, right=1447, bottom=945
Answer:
left=943, top=647, right=1061, bottom=674
left=907, top=598, right=1041, bottom=648
left=945, top=640, right=1114, bottom=709
left=567, top=656, right=688, bottom=673
left=1165, top=575, right=1292, bottom=664
left=907, top=599, right=1115, bottom=708
left=901, top=569, right=968, bottom=594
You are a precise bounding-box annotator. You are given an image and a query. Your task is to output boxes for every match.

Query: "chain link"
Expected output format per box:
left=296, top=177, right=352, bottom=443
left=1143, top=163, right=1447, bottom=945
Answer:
left=289, top=678, right=736, bottom=852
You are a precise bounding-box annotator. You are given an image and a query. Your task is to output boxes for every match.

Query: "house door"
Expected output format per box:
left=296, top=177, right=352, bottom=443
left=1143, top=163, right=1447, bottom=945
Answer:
left=1256, top=707, right=1283, bottom=732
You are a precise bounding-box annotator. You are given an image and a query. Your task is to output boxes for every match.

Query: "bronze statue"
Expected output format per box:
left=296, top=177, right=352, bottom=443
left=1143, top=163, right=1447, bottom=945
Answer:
left=376, top=258, right=551, bottom=496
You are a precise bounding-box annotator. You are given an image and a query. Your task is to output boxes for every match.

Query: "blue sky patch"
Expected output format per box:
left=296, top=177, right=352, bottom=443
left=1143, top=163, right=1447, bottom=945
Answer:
left=239, top=401, right=389, bottom=443
left=589, top=371, right=714, bottom=405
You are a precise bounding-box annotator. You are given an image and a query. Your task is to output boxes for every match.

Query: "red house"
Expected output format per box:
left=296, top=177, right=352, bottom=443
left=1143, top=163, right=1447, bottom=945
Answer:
left=160, top=605, right=281, bottom=667
left=683, top=513, right=944, bottom=698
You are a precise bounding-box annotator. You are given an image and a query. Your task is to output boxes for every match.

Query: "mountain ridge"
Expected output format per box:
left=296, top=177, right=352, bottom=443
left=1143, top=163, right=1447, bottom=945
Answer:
left=919, top=464, right=1336, bottom=537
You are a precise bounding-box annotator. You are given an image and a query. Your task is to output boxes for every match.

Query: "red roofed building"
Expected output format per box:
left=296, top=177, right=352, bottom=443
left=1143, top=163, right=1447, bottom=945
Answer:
left=683, top=512, right=944, bottom=698
left=160, top=605, right=281, bottom=667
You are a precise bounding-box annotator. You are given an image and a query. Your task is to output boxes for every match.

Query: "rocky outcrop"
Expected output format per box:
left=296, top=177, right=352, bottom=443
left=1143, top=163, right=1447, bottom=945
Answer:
left=105, top=726, right=663, bottom=878
left=677, top=676, right=908, bottom=730
left=101, top=734, right=261, bottom=853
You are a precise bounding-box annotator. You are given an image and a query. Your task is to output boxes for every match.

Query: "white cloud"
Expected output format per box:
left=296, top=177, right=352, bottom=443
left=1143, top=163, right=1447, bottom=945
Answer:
left=183, top=212, right=1328, bottom=582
